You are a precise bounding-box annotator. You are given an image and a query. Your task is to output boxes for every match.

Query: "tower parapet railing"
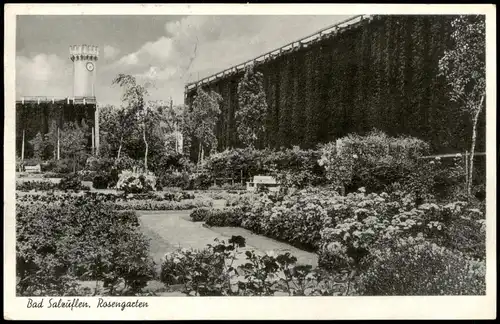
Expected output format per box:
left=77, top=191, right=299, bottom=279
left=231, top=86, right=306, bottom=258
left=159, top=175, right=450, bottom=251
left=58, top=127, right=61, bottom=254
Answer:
left=69, top=44, right=99, bottom=61
left=17, top=96, right=97, bottom=105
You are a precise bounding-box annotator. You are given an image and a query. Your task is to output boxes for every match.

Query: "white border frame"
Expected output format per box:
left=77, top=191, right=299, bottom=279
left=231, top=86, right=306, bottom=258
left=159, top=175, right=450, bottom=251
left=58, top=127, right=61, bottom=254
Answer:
left=4, top=4, right=497, bottom=320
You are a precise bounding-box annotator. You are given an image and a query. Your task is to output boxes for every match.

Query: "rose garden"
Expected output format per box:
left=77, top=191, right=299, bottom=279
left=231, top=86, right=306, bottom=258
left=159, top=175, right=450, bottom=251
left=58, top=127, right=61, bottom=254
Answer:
left=16, top=15, right=487, bottom=297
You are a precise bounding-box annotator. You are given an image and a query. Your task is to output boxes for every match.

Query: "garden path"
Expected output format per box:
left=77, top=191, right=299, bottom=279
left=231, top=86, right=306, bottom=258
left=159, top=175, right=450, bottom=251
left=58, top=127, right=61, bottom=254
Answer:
left=138, top=209, right=319, bottom=270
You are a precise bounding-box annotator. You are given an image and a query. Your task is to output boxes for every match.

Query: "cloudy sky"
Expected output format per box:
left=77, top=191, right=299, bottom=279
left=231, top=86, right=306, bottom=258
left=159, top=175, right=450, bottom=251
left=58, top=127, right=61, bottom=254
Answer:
left=16, top=15, right=352, bottom=106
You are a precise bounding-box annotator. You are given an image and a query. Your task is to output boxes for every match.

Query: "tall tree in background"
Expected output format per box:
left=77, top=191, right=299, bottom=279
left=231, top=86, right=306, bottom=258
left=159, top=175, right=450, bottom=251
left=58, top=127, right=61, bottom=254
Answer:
left=185, top=87, right=221, bottom=164
left=99, top=104, right=136, bottom=161
left=28, top=132, right=45, bottom=160
left=112, top=74, right=154, bottom=171
left=439, top=15, right=485, bottom=195
left=45, top=121, right=59, bottom=160
left=59, top=121, right=89, bottom=173
left=236, top=65, right=269, bottom=148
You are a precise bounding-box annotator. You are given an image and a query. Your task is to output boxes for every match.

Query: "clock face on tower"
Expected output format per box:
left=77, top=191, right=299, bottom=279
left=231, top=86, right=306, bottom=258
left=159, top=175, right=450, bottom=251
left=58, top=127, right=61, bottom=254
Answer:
left=86, top=62, right=94, bottom=72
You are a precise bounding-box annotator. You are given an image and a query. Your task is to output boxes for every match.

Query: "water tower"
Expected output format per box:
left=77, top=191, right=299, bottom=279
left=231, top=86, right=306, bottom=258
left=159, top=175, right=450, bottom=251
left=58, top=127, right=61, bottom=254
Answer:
left=69, top=44, right=100, bottom=153
left=69, top=44, right=99, bottom=98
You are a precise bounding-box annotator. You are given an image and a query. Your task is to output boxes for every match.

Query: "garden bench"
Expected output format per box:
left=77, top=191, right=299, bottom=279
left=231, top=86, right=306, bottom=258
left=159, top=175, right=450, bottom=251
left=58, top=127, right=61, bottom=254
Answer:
left=24, top=164, right=41, bottom=173
left=246, top=175, right=280, bottom=192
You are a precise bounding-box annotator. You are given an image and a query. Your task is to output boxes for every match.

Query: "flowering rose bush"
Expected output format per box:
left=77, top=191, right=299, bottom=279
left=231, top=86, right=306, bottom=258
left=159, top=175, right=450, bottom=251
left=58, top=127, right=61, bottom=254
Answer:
left=116, top=170, right=157, bottom=194
left=233, top=187, right=485, bottom=280
left=357, top=236, right=486, bottom=295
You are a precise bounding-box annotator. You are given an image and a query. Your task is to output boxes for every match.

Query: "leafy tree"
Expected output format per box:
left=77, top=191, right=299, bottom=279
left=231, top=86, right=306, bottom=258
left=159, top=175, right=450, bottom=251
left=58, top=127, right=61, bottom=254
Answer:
left=59, top=121, right=89, bottom=172
left=236, top=65, right=269, bottom=148
left=162, top=103, right=186, bottom=154
left=438, top=15, right=485, bottom=195
left=112, top=74, right=184, bottom=172
left=45, top=121, right=59, bottom=160
left=28, top=132, right=45, bottom=160
left=185, top=87, right=222, bottom=164
left=112, top=74, right=153, bottom=171
left=99, top=104, right=136, bottom=161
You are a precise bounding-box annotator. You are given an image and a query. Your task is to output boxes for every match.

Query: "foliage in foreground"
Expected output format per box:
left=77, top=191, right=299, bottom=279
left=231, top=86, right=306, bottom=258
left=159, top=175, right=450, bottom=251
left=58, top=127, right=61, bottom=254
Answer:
left=358, top=236, right=486, bottom=295
left=160, top=235, right=485, bottom=296
left=161, top=236, right=348, bottom=296
left=16, top=197, right=156, bottom=296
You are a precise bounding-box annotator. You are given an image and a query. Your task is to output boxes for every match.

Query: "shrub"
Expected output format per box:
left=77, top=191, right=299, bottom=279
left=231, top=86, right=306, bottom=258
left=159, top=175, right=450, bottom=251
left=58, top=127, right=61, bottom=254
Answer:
left=115, top=156, right=141, bottom=171
left=58, top=174, right=90, bottom=191
left=205, top=207, right=243, bottom=227
left=160, top=238, right=244, bottom=296
left=186, top=173, right=213, bottom=190
left=162, top=190, right=195, bottom=201
left=160, top=237, right=348, bottom=296
left=234, top=187, right=484, bottom=274
left=339, top=130, right=429, bottom=160
left=442, top=208, right=486, bottom=260
left=202, top=147, right=324, bottom=188
left=357, top=236, right=486, bottom=295
left=318, top=131, right=430, bottom=194
left=92, top=173, right=111, bottom=189
left=77, top=170, right=98, bottom=181
left=109, top=167, right=120, bottom=188
left=16, top=197, right=156, bottom=296
left=52, top=159, right=73, bottom=174
left=276, top=169, right=324, bottom=189
left=159, top=171, right=190, bottom=189
left=114, top=198, right=212, bottom=211
left=116, top=170, right=157, bottom=194
left=16, top=180, right=58, bottom=192
left=42, top=172, right=68, bottom=179
left=85, top=157, right=115, bottom=172
left=190, top=208, right=212, bottom=222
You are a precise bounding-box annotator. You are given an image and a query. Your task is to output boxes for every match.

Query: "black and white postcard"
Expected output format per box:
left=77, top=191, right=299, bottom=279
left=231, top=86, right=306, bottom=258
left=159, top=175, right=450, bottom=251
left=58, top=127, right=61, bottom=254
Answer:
left=4, top=3, right=496, bottom=320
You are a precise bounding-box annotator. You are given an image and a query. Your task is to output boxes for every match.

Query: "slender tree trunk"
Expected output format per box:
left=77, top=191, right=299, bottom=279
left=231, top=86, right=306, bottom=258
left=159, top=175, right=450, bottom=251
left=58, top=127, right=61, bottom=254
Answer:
left=21, top=129, right=25, bottom=161
left=116, top=136, right=123, bottom=161
left=468, top=98, right=483, bottom=196
left=57, top=128, right=60, bottom=160
left=198, top=142, right=202, bottom=165
left=143, top=127, right=148, bottom=172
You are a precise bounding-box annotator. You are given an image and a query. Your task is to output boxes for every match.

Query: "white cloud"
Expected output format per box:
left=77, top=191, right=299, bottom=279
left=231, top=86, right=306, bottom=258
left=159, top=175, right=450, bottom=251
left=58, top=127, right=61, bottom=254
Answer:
left=115, top=52, right=139, bottom=66
left=16, top=53, right=72, bottom=98
left=103, top=45, right=120, bottom=59
left=107, top=15, right=354, bottom=104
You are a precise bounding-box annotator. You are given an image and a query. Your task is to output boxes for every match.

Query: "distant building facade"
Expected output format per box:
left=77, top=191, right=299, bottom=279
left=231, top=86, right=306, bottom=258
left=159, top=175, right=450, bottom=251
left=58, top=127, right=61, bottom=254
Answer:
left=16, top=45, right=100, bottom=159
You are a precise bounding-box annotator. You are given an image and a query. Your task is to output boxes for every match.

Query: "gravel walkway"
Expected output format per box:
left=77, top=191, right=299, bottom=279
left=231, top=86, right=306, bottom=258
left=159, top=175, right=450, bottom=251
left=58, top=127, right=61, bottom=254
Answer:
left=138, top=209, right=318, bottom=270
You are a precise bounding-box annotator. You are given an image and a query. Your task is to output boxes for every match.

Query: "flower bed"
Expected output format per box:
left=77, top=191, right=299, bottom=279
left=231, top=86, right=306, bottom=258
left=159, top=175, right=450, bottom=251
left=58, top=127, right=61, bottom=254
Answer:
left=189, top=207, right=244, bottom=227
left=114, top=198, right=213, bottom=211
left=16, top=196, right=155, bottom=296
left=221, top=188, right=486, bottom=295
left=16, top=191, right=208, bottom=211
left=357, top=236, right=486, bottom=295
left=16, top=174, right=90, bottom=192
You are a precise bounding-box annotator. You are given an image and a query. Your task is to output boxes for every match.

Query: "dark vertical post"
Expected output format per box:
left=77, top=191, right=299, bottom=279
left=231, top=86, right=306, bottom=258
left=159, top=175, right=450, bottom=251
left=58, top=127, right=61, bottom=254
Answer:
left=21, top=129, right=25, bottom=161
